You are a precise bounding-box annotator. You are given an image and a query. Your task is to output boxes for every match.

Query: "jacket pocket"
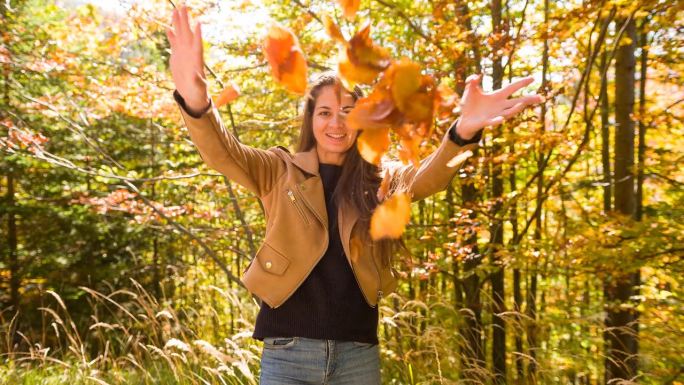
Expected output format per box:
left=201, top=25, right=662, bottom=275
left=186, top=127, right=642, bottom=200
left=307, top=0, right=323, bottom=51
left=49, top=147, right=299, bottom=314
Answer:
left=256, top=243, right=290, bottom=276
left=285, top=188, right=310, bottom=226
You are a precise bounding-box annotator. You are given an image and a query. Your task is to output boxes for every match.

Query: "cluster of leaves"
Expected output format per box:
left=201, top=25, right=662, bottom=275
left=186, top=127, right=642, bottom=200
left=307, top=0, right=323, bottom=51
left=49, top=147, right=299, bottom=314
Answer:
left=259, top=1, right=468, bottom=240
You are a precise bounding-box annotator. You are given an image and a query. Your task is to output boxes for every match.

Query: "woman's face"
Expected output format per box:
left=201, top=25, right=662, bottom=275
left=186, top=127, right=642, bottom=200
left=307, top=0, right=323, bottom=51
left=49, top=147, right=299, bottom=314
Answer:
left=312, top=85, right=357, bottom=165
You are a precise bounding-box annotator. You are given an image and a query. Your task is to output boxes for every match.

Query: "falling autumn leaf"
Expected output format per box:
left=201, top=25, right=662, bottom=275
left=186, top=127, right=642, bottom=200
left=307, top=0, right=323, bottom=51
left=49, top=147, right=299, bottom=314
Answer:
left=322, top=14, right=346, bottom=43
left=263, top=23, right=308, bottom=95
left=370, top=192, right=411, bottom=240
left=386, top=58, right=436, bottom=129
left=436, top=81, right=460, bottom=118
left=357, top=128, right=390, bottom=165
left=213, top=82, right=240, bottom=108
left=345, top=58, right=438, bottom=166
left=346, top=87, right=398, bottom=131
left=389, top=59, right=422, bottom=112
left=336, top=0, right=361, bottom=20
left=335, top=23, right=391, bottom=88
left=397, top=133, right=422, bottom=168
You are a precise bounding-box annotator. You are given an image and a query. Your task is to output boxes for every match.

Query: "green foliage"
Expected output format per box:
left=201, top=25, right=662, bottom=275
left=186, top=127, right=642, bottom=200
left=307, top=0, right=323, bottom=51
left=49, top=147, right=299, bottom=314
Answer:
left=1, top=0, right=682, bottom=384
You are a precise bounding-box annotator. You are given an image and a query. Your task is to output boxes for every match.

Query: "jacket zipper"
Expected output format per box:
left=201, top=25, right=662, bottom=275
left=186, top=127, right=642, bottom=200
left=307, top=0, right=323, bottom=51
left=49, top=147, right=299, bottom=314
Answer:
left=369, top=245, right=384, bottom=304
left=273, top=184, right=327, bottom=308
left=347, top=248, right=382, bottom=308
left=286, top=189, right=310, bottom=226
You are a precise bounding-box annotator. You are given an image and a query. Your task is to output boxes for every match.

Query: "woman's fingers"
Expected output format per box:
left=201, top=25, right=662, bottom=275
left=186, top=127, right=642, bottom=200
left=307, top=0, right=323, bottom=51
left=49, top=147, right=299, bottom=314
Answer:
left=484, top=115, right=505, bottom=127
left=501, top=102, right=527, bottom=118
left=178, top=6, right=193, bottom=41
left=165, top=27, right=176, bottom=49
left=194, top=21, right=203, bottom=50
left=171, top=7, right=181, bottom=31
left=502, top=94, right=543, bottom=109
left=494, top=76, right=534, bottom=98
left=469, top=73, right=483, bottom=91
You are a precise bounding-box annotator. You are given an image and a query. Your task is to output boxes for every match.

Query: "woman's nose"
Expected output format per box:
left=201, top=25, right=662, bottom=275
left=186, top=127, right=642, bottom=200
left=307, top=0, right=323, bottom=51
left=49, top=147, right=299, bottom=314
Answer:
left=330, top=110, right=347, bottom=128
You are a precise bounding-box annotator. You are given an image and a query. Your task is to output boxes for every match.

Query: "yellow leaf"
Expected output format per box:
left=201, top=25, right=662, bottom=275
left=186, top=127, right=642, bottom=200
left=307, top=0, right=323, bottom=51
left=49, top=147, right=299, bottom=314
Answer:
left=357, top=128, right=390, bottom=165
left=370, top=193, right=411, bottom=240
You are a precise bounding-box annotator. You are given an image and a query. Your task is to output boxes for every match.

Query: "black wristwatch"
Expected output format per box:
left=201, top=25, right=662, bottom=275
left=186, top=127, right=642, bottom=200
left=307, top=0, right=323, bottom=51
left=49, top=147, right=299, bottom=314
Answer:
left=173, top=90, right=212, bottom=119
left=448, top=119, right=482, bottom=146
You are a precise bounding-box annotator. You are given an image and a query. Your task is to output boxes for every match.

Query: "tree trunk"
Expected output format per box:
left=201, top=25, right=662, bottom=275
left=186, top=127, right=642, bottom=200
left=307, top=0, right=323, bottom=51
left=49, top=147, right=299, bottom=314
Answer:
left=453, top=2, right=485, bottom=381
left=527, top=0, right=549, bottom=382
left=604, top=15, right=639, bottom=384
left=490, top=0, right=506, bottom=383
left=600, top=47, right=611, bottom=213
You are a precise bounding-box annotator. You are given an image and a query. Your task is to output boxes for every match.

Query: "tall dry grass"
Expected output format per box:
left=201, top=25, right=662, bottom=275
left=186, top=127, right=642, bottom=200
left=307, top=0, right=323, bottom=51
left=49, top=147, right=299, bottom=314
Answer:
left=0, top=279, right=261, bottom=385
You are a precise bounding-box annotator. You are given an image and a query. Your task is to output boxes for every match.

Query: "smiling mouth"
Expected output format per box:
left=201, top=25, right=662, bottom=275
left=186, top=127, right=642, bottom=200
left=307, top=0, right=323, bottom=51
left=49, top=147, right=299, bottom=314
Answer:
left=325, top=133, right=347, bottom=139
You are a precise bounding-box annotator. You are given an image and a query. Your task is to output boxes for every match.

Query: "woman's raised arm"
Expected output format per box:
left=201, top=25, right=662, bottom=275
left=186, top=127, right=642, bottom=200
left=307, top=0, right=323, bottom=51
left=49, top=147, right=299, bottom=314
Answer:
left=388, top=74, right=544, bottom=201
left=166, top=6, right=285, bottom=197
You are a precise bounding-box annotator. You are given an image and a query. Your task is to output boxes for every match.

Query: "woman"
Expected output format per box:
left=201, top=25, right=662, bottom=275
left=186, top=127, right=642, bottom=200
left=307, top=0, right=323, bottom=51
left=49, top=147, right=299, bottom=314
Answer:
left=166, top=5, right=542, bottom=384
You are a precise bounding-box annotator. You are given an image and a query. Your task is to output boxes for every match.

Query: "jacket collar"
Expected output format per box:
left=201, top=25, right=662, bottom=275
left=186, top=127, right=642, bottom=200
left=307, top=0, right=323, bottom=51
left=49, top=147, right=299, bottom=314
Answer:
left=292, top=147, right=320, bottom=176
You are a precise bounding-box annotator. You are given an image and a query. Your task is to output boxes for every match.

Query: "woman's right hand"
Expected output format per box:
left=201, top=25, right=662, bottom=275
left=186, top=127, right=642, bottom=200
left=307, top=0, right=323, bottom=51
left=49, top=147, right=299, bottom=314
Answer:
left=166, top=5, right=211, bottom=114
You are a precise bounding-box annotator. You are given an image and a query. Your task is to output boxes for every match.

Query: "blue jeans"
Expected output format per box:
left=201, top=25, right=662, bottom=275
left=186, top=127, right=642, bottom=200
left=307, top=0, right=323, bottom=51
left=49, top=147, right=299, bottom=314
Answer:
left=259, top=337, right=381, bottom=384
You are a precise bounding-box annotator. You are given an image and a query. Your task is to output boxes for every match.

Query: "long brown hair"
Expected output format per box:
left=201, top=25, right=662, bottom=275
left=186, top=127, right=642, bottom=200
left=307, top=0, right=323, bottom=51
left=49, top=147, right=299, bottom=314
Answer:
left=297, top=72, right=402, bottom=267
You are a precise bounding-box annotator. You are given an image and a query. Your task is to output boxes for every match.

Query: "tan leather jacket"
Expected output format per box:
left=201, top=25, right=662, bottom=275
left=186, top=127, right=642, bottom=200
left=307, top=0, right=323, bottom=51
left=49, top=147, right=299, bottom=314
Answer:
left=173, top=90, right=478, bottom=309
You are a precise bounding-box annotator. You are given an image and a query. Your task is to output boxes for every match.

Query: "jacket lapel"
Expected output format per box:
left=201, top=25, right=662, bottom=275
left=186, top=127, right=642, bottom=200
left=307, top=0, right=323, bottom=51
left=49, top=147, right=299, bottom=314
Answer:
left=291, top=147, right=360, bottom=254
left=291, top=148, right=328, bottom=227
left=338, top=202, right=360, bottom=260
left=291, top=148, right=319, bottom=176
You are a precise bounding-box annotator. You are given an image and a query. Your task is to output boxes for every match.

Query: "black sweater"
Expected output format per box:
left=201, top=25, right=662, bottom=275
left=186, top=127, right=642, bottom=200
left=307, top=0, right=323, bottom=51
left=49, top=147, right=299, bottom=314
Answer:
left=252, top=164, right=379, bottom=344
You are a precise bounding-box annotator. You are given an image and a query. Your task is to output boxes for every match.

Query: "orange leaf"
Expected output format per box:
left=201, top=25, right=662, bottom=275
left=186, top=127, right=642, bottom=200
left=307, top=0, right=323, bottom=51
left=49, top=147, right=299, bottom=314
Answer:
left=357, top=128, right=390, bottom=165
left=385, top=58, right=435, bottom=125
left=436, top=81, right=460, bottom=118
left=336, top=0, right=360, bottom=21
left=338, top=24, right=391, bottom=88
left=213, top=82, right=240, bottom=108
left=370, top=192, right=411, bottom=240
left=346, top=87, right=397, bottom=131
left=389, top=59, right=422, bottom=112
left=398, top=133, right=421, bottom=167
left=323, top=14, right=346, bottom=43
left=263, top=24, right=308, bottom=95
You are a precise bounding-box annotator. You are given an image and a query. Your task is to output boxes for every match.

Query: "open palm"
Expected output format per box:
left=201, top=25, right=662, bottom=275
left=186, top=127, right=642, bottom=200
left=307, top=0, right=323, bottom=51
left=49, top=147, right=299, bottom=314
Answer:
left=166, top=5, right=210, bottom=113
left=457, top=74, right=544, bottom=139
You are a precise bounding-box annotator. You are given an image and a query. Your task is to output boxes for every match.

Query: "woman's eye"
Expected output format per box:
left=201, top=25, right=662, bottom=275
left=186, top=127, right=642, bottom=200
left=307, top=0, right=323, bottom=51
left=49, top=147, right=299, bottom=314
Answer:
left=319, top=111, right=331, bottom=116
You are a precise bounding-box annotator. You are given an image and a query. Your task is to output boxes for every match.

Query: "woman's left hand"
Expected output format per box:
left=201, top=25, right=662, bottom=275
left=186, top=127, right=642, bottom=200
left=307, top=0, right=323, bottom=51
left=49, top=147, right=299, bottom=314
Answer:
left=456, top=74, right=545, bottom=140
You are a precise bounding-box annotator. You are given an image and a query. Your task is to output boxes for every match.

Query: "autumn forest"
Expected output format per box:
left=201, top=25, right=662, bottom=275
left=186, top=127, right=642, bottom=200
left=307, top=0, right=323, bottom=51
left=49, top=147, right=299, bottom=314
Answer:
left=1, top=0, right=682, bottom=384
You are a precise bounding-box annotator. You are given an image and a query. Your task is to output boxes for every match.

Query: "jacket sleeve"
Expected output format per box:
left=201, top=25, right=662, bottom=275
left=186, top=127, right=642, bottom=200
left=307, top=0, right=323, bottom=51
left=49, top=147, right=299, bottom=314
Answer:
left=173, top=90, right=285, bottom=197
left=385, top=120, right=480, bottom=202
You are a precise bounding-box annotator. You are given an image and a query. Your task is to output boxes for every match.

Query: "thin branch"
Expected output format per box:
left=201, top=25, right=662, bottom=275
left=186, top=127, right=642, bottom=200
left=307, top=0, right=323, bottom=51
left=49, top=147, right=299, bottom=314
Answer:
left=373, top=0, right=444, bottom=53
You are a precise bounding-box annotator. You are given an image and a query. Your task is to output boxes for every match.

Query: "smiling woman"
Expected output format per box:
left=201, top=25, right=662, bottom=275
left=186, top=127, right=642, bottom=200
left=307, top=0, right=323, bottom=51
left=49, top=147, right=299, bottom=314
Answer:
left=306, top=80, right=359, bottom=165
left=165, top=4, right=541, bottom=384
